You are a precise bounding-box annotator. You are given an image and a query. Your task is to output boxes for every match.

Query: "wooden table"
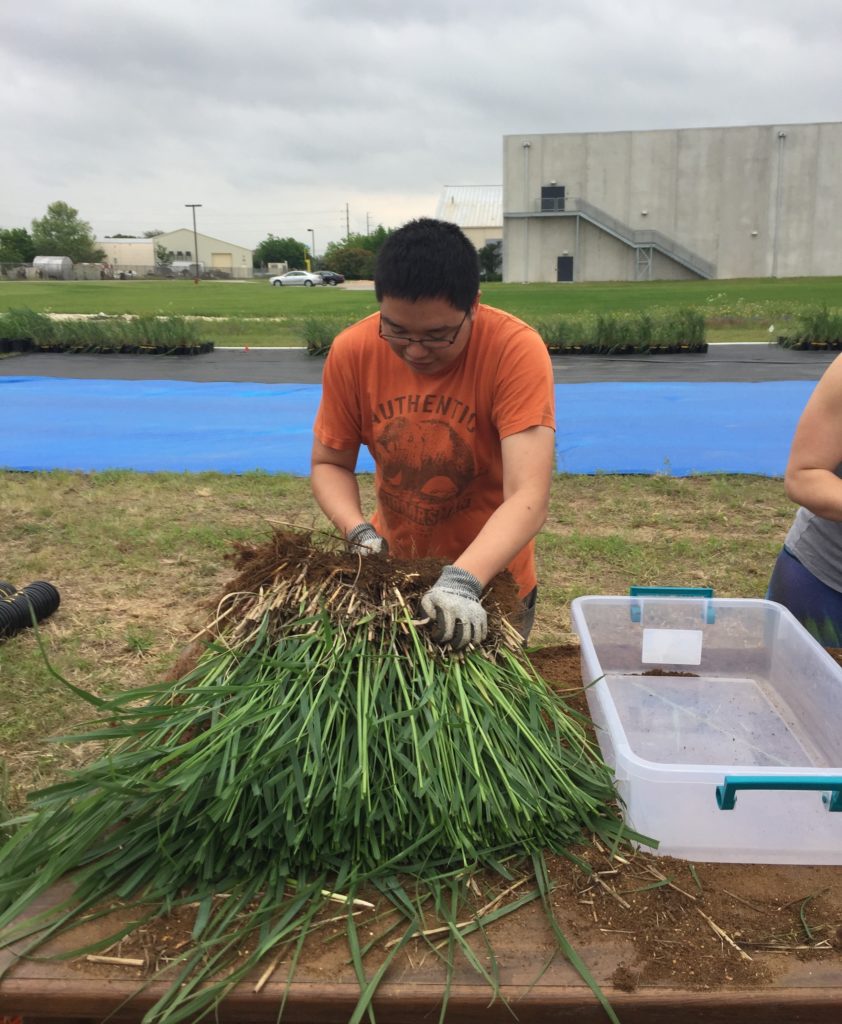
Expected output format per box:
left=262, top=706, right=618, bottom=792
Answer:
left=2, top=885, right=841, bottom=1023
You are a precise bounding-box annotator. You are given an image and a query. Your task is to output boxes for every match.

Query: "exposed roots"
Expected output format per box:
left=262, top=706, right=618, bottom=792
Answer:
left=204, top=527, right=524, bottom=653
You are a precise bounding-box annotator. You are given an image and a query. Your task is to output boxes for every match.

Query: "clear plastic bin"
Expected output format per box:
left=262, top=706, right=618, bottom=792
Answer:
left=570, top=595, right=842, bottom=864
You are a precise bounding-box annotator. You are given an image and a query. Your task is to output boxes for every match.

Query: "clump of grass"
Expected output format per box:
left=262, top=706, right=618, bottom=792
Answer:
left=593, top=313, right=639, bottom=352
left=0, top=308, right=56, bottom=344
left=778, top=306, right=842, bottom=348
left=126, top=314, right=202, bottom=348
left=651, top=308, right=706, bottom=348
left=300, top=315, right=355, bottom=355
left=0, top=528, right=633, bottom=1023
left=533, top=315, right=576, bottom=350
left=532, top=314, right=593, bottom=351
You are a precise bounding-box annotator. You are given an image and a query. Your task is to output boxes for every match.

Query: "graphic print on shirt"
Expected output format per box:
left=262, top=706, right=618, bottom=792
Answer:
left=373, top=402, right=477, bottom=531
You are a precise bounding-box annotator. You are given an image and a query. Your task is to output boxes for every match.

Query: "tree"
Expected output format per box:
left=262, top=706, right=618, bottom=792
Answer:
left=31, top=201, right=105, bottom=263
left=478, top=241, right=502, bottom=282
left=155, top=244, right=172, bottom=268
left=321, top=245, right=376, bottom=280
left=351, top=225, right=391, bottom=253
left=321, top=225, right=393, bottom=279
left=143, top=229, right=164, bottom=238
left=0, top=227, right=36, bottom=264
left=253, top=234, right=308, bottom=269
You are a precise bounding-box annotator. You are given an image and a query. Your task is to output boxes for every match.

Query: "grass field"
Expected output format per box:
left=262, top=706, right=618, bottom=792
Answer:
left=2, top=276, right=840, bottom=346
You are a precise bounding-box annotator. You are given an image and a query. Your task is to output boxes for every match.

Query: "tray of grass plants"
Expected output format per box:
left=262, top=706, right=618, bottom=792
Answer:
left=0, top=308, right=213, bottom=356
left=0, top=528, right=642, bottom=1024
left=778, top=337, right=842, bottom=350
left=777, top=307, right=842, bottom=350
left=535, top=310, right=708, bottom=356
left=0, top=337, right=36, bottom=354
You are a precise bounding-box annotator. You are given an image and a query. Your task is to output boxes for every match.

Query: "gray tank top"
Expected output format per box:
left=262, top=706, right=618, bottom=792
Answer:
left=785, top=473, right=842, bottom=591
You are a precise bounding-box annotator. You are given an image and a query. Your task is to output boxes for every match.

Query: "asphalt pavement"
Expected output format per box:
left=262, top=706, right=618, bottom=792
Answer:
left=0, top=343, right=837, bottom=385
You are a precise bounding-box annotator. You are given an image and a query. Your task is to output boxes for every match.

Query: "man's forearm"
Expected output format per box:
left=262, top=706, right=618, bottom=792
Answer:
left=453, top=490, right=548, bottom=587
left=454, top=426, right=554, bottom=587
left=311, top=463, right=367, bottom=537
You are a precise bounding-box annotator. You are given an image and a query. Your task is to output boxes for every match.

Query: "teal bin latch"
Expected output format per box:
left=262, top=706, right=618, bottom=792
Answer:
left=716, top=774, right=842, bottom=812
left=629, top=585, right=716, bottom=624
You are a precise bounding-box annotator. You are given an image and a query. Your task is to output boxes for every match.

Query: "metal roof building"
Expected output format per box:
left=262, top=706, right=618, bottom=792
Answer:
left=435, top=185, right=502, bottom=249
left=98, top=231, right=254, bottom=278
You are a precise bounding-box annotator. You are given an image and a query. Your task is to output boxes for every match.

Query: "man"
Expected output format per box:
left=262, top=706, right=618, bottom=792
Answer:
left=311, top=218, right=555, bottom=649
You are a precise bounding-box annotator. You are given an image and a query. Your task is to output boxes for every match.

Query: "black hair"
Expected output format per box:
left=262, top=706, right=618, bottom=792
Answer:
left=374, top=218, right=480, bottom=313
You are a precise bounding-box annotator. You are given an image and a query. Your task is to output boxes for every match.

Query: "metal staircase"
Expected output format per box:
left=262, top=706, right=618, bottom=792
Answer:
left=538, top=197, right=716, bottom=280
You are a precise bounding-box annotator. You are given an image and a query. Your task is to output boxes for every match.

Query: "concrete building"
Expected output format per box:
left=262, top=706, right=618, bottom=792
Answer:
left=435, top=185, right=503, bottom=249
left=503, top=122, right=842, bottom=283
left=98, top=231, right=254, bottom=278
left=155, top=229, right=253, bottom=278
left=98, top=238, right=155, bottom=274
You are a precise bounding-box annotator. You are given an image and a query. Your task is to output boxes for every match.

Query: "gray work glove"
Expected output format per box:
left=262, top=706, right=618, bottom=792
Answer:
left=346, top=522, right=388, bottom=556
left=420, top=565, right=487, bottom=650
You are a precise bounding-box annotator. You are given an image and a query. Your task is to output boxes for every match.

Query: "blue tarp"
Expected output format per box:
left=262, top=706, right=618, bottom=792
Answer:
left=0, top=376, right=817, bottom=476
left=0, top=377, right=329, bottom=474
left=554, top=380, right=814, bottom=476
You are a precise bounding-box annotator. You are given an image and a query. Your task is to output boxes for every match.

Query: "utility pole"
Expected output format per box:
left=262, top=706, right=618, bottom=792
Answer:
left=345, top=203, right=350, bottom=239
left=366, top=212, right=371, bottom=235
left=185, top=204, right=202, bottom=284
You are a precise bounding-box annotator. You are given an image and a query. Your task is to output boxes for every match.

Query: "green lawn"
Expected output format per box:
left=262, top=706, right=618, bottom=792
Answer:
left=2, top=276, right=840, bottom=318
left=485, top=277, right=842, bottom=320
left=1, top=276, right=839, bottom=346
left=0, top=279, right=378, bottom=319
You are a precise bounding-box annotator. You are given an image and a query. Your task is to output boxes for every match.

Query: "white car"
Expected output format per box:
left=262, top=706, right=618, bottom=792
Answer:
left=270, top=270, right=324, bottom=287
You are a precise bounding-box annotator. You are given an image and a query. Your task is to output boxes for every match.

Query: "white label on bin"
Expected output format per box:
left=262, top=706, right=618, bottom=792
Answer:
left=641, top=628, right=703, bottom=665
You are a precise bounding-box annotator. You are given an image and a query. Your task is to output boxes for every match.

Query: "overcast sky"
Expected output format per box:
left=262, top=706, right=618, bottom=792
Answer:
left=3, top=0, right=841, bottom=253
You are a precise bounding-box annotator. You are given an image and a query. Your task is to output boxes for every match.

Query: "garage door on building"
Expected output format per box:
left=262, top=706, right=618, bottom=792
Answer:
left=211, top=252, right=233, bottom=269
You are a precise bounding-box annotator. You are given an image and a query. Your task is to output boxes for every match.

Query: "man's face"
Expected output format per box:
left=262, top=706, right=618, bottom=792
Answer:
left=378, top=296, right=476, bottom=375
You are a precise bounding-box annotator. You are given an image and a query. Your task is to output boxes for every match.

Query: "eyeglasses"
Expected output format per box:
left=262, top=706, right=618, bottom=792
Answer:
left=378, top=309, right=470, bottom=349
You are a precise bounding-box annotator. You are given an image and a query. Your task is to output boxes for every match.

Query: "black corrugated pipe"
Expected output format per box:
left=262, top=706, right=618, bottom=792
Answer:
left=0, top=581, right=61, bottom=639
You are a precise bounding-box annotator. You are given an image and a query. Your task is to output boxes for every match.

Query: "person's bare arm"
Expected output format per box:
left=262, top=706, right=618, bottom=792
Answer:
left=310, top=438, right=366, bottom=538
left=785, top=354, right=842, bottom=522
left=453, top=425, right=555, bottom=586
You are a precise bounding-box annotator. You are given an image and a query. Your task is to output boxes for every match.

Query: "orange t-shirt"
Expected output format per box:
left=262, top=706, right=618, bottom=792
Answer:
left=313, top=304, right=556, bottom=596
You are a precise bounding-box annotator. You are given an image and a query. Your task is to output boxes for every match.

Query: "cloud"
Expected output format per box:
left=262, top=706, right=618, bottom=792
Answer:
left=1, top=0, right=840, bottom=250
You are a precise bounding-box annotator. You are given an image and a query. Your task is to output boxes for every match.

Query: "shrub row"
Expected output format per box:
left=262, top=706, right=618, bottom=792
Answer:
left=0, top=308, right=213, bottom=355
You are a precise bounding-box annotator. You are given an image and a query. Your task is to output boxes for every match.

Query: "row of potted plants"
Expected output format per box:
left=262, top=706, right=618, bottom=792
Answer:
left=0, top=309, right=213, bottom=355
left=533, top=309, right=708, bottom=354
left=4, top=305, right=840, bottom=359
left=300, top=309, right=709, bottom=357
